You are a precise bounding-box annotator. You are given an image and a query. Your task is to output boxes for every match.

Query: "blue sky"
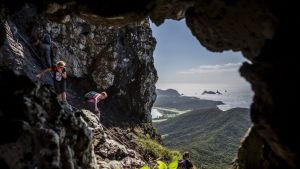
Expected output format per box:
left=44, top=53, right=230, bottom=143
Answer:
left=150, top=19, right=251, bottom=92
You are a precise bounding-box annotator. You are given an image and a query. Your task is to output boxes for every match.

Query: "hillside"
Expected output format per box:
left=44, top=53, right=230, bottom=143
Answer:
left=153, top=89, right=251, bottom=169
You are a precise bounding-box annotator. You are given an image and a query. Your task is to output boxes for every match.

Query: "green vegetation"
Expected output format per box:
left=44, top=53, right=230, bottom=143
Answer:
left=154, top=108, right=251, bottom=169
left=136, top=133, right=181, bottom=164
left=141, top=160, right=178, bottom=169
left=137, top=137, right=181, bottom=163
left=156, top=161, right=168, bottom=169
left=152, top=89, right=251, bottom=168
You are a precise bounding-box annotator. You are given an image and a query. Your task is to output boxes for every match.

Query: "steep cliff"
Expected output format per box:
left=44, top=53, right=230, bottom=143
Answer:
left=1, top=4, right=157, bottom=123
left=1, top=4, right=157, bottom=169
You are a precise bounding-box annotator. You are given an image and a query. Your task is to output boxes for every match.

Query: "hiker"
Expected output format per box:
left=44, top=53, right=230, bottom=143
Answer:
left=84, top=91, right=108, bottom=120
left=32, top=32, right=58, bottom=68
left=178, top=152, right=193, bottom=169
left=36, top=60, right=68, bottom=106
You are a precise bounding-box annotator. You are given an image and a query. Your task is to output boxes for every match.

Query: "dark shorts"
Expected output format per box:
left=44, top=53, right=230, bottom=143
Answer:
left=53, top=80, right=66, bottom=94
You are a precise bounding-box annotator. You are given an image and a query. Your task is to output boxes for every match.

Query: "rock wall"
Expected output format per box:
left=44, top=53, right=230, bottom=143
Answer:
left=0, top=69, right=148, bottom=169
left=0, top=4, right=157, bottom=124
left=0, top=70, right=97, bottom=169
left=184, top=1, right=299, bottom=168
left=1, top=4, right=157, bottom=169
left=43, top=13, right=158, bottom=124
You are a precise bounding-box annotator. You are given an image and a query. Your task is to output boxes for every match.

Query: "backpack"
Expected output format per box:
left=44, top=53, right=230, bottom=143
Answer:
left=178, top=159, right=186, bottom=169
left=84, top=91, right=98, bottom=100
left=42, top=33, right=51, bottom=45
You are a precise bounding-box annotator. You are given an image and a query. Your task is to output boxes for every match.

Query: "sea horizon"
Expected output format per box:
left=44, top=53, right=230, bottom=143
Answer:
left=154, top=82, right=254, bottom=112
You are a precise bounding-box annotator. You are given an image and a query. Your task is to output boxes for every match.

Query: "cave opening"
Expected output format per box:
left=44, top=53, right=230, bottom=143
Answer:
left=150, top=19, right=254, bottom=169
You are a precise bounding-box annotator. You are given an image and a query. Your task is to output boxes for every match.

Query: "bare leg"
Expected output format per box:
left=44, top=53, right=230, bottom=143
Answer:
left=95, top=110, right=100, bottom=122
left=57, top=93, right=62, bottom=102
left=60, top=92, right=72, bottom=110
left=61, top=92, right=66, bottom=102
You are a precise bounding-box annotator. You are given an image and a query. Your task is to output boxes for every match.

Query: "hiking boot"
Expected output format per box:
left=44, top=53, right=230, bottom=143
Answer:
left=61, top=101, right=73, bottom=111
left=58, top=101, right=63, bottom=106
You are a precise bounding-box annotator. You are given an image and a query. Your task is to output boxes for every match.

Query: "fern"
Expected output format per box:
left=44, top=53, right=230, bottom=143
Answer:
left=140, top=161, right=178, bottom=169
left=157, top=161, right=168, bottom=169
left=168, top=161, right=178, bottom=169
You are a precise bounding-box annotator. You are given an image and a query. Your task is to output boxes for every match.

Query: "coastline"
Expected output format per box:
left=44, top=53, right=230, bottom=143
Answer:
left=152, top=89, right=252, bottom=168
left=152, top=88, right=251, bottom=121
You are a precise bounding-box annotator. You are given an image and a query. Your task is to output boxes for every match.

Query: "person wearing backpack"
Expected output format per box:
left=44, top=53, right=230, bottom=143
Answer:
left=36, top=60, right=69, bottom=108
left=84, top=91, right=108, bottom=120
left=178, top=152, right=194, bottom=169
left=32, top=32, right=58, bottom=68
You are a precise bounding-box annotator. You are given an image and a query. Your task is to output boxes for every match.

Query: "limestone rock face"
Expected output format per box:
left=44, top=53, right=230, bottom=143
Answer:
left=80, top=110, right=146, bottom=168
left=0, top=70, right=148, bottom=169
left=42, top=13, right=158, bottom=123
left=0, top=4, right=157, bottom=123
left=1, top=4, right=157, bottom=169
left=0, top=70, right=97, bottom=169
left=185, top=0, right=278, bottom=60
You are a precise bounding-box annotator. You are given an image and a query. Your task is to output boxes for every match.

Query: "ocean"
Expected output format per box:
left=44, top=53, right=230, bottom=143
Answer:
left=154, top=83, right=254, bottom=111
left=198, top=89, right=253, bottom=111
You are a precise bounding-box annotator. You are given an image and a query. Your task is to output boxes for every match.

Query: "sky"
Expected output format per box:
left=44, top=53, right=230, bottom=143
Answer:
left=150, top=19, right=251, bottom=93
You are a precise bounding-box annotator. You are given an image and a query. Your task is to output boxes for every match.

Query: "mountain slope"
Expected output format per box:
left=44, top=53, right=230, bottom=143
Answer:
left=153, top=90, right=251, bottom=169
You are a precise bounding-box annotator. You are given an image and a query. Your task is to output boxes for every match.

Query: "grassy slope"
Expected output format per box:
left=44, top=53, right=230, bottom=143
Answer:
left=154, top=106, right=251, bottom=169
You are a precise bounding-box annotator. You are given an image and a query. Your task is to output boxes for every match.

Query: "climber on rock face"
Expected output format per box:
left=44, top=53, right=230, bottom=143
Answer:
left=84, top=91, right=108, bottom=121
left=36, top=60, right=70, bottom=109
left=32, top=32, right=58, bottom=68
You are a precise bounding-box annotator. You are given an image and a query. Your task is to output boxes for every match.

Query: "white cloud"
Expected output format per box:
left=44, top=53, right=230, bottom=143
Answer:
left=178, top=63, right=242, bottom=74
